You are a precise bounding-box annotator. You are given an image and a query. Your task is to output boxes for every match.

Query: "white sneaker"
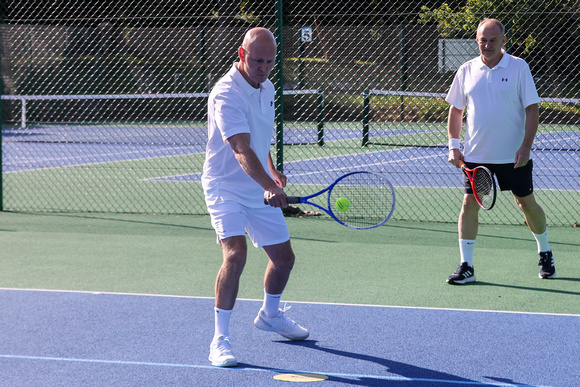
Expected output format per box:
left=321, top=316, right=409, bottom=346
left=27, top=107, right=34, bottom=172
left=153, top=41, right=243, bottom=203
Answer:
left=208, top=335, right=237, bottom=367
left=254, top=307, right=309, bottom=340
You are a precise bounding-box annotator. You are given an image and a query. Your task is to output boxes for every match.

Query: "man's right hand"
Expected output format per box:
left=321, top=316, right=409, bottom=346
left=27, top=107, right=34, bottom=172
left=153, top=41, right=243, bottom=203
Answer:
left=264, top=186, right=287, bottom=208
left=448, top=149, right=464, bottom=168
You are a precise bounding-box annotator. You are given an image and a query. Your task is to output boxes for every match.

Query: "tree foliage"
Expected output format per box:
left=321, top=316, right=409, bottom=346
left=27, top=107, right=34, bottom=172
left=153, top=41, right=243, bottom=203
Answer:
left=418, top=0, right=580, bottom=54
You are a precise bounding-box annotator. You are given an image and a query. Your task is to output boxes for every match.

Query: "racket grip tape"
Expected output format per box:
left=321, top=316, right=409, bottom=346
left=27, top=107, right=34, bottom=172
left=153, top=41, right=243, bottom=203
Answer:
left=286, top=196, right=301, bottom=204
left=263, top=196, right=301, bottom=205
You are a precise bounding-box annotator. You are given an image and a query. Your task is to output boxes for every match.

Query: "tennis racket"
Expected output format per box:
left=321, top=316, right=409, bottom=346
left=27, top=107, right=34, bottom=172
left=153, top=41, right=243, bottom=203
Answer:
left=458, top=160, right=497, bottom=210
left=266, top=171, right=395, bottom=230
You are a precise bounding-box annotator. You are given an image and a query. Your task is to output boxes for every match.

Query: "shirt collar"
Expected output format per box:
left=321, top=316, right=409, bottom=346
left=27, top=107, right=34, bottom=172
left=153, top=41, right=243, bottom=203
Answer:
left=231, top=62, right=261, bottom=95
left=477, top=49, right=510, bottom=70
left=496, top=51, right=510, bottom=68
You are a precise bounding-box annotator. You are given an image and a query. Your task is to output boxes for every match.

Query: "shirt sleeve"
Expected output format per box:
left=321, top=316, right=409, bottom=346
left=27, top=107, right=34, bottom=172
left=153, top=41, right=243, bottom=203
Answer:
left=213, top=92, right=251, bottom=143
left=445, top=66, right=467, bottom=110
left=519, top=62, right=541, bottom=108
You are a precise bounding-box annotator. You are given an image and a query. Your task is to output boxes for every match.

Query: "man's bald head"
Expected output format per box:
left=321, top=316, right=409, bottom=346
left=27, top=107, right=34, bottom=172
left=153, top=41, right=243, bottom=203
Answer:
left=241, top=27, right=277, bottom=51
left=237, top=27, right=277, bottom=88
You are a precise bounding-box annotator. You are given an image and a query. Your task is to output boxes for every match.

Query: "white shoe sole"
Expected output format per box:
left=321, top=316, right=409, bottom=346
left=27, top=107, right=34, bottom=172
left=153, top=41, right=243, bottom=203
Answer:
left=209, top=354, right=237, bottom=367
left=539, top=270, right=556, bottom=279
left=254, top=314, right=309, bottom=340
left=446, top=275, right=476, bottom=284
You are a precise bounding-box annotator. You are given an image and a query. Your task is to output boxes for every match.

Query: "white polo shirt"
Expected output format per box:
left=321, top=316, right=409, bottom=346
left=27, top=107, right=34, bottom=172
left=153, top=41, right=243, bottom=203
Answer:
left=446, top=51, right=540, bottom=163
left=202, top=63, right=276, bottom=208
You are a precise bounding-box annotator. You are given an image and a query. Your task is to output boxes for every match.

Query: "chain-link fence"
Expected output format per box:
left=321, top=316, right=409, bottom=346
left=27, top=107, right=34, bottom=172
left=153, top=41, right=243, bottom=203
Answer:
left=1, top=1, right=578, bottom=226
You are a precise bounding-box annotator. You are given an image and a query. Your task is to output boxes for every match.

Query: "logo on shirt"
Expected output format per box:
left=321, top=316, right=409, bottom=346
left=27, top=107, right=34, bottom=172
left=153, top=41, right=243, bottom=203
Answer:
left=501, top=78, right=508, bottom=82
left=270, top=101, right=273, bottom=106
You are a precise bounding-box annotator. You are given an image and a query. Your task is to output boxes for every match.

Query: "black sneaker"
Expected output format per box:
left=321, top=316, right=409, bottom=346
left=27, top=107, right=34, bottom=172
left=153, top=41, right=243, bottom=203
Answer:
left=446, top=262, right=476, bottom=284
left=538, top=251, right=556, bottom=279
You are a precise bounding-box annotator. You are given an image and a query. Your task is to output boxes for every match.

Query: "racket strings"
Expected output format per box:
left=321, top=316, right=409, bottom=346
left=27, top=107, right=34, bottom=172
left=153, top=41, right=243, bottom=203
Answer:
left=473, top=168, right=494, bottom=208
left=329, top=173, right=394, bottom=228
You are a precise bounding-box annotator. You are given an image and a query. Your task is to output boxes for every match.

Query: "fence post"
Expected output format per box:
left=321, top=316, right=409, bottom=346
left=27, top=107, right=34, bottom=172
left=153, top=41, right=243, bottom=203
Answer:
left=362, top=89, right=370, bottom=147
left=199, top=25, right=208, bottom=93
left=317, top=90, right=324, bottom=146
left=274, top=0, right=284, bottom=172
left=399, top=22, right=407, bottom=122
left=0, top=32, right=2, bottom=211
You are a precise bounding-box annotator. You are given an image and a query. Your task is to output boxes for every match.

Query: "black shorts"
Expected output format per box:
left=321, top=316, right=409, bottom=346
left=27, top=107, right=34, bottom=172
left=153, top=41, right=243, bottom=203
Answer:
left=463, top=160, right=534, bottom=197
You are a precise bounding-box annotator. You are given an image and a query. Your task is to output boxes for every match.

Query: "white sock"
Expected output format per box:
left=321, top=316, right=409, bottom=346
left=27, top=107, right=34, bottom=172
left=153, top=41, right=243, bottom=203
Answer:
left=214, top=307, right=232, bottom=338
left=532, top=229, right=550, bottom=253
left=262, top=290, right=282, bottom=318
left=459, top=239, right=475, bottom=267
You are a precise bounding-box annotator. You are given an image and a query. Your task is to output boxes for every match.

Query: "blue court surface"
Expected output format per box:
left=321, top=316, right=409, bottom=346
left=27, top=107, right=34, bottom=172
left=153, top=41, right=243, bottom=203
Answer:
left=1, top=288, right=578, bottom=386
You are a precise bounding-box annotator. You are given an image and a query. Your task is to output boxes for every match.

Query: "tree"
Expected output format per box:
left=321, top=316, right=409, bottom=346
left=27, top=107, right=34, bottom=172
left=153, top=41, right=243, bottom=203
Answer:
left=418, top=0, right=580, bottom=83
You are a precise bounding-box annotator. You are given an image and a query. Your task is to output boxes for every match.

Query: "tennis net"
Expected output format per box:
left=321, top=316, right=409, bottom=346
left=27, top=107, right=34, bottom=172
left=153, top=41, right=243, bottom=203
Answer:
left=362, top=90, right=580, bottom=151
left=1, top=89, right=324, bottom=146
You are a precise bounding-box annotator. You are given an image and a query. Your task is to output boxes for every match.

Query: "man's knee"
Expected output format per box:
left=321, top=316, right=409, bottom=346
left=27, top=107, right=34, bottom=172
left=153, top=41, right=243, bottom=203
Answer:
left=265, top=241, right=295, bottom=271
left=514, top=193, right=540, bottom=213
left=220, top=236, right=247, bottom=273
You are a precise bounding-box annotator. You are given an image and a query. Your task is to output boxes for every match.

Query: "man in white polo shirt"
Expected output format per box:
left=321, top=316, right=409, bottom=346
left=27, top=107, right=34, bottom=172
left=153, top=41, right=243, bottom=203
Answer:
left=445, top=18, right=556, bottom=284
left=202, top=27, right=309, bottom=368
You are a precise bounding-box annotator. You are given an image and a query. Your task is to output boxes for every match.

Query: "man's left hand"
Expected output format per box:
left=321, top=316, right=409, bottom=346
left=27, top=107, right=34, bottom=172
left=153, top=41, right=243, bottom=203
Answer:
left=514, top=147, right=531, bottom=168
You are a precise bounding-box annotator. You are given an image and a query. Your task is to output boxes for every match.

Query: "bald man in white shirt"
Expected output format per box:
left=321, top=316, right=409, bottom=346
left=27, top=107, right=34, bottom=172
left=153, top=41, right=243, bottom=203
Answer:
left=202, top=27, right=309, bottom=368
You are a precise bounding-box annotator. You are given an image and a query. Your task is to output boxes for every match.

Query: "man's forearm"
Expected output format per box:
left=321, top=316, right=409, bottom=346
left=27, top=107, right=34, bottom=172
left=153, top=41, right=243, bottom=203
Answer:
left=447, top=106, right=464, bottom=141
left=234, top=149, right=278, bottom=191
left=522, top=104, right=539, bottom=150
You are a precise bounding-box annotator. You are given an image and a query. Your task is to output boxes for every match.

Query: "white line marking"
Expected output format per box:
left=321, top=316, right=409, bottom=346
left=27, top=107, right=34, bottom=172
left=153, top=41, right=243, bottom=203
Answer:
left=0, top=288, right=577, bottom=317
left=0, top=354, right=553, bottom=386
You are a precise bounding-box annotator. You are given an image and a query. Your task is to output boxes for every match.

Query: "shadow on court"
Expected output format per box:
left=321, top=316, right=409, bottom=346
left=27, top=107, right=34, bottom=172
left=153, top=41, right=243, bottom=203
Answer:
left=275, top=340, right=476, bottom=386
left=1, top=289, right=578, bottom=386
left=474, top=280, right=580, bottom=297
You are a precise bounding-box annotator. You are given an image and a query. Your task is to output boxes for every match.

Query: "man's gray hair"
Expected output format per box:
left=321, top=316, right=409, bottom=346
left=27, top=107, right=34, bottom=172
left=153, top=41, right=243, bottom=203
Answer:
left=478, top=18, right=505, bottom=36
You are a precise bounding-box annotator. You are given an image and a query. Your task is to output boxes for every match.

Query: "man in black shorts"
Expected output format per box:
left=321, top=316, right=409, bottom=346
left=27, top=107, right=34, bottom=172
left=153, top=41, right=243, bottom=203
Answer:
left=445, top=18, right=556, bottom=284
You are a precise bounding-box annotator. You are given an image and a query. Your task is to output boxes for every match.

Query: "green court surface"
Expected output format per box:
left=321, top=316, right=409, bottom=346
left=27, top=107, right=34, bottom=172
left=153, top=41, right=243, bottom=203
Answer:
left=1, top=211, right=578, bottom=315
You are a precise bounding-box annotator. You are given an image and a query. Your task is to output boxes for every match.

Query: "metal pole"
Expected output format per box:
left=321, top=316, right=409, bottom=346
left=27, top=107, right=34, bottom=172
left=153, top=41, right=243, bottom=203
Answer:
left=317, top=90, right=324, bottom=146
left=399, top=23, right=407, bottom=122
left=0, top=27, right=3, bottom=211
left=362, top=89, right=370, bottom=147
left=21, top=99, right=26, bottom=129
left=275, top=0, right=284, bottom=172
left=199, top=25, right=208, bottom=92
left=297, top=38, right=303, bottom=89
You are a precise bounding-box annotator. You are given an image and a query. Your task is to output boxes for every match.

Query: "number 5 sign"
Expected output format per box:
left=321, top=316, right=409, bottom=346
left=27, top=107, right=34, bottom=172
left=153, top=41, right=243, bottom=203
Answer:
left=301, top=26, right=312, bottom=42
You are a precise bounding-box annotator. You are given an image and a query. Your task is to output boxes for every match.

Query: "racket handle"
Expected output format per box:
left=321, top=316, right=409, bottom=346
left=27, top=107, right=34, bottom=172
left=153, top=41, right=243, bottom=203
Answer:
left=286, top=196, right=301, bottom=204
left=263, top=196, right=301, bottom=205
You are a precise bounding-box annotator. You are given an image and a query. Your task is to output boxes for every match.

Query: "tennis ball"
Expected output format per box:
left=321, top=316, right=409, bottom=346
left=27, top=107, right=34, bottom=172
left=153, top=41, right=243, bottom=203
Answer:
left=336, top=197, right=350, bottom=212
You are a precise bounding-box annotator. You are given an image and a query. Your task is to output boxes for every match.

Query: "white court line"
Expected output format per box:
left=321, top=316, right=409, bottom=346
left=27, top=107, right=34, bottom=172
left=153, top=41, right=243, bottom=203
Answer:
left=1, top=287, right=577, bottom=317
left=3, top=145, right=198, bottom=174
left=0, top=354, right=553, bottom=387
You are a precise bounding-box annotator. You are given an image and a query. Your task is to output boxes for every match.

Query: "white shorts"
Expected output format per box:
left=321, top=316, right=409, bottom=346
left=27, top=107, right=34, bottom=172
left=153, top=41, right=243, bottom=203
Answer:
left=207, top=201, right=290, bottom=248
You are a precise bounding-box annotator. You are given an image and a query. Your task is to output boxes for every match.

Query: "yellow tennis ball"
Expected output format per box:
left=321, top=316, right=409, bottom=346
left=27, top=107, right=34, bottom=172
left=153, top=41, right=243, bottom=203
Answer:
left=336, top=197, right=350, bottom=212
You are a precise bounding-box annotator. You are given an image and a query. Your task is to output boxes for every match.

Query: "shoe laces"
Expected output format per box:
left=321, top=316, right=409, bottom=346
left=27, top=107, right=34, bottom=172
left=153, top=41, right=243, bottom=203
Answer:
left=213, top=335, right=233, bottom=352
left=538, top=251, right=553, bottom=267
left=277, top=303, right=296, bottom=327
left=455, top=262, right=470, bottom=274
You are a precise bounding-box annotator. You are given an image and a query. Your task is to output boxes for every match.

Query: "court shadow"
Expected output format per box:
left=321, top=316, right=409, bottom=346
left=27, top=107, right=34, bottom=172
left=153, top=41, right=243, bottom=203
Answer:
left=474, top=281, right=580, bottom=296
left=273, top=340, right=479, bottom=386
left=30, top=212, right=214, bottom=231
left=484, top=376, right=537, bottom=387
left=385, top=223, right=580, bottom=248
